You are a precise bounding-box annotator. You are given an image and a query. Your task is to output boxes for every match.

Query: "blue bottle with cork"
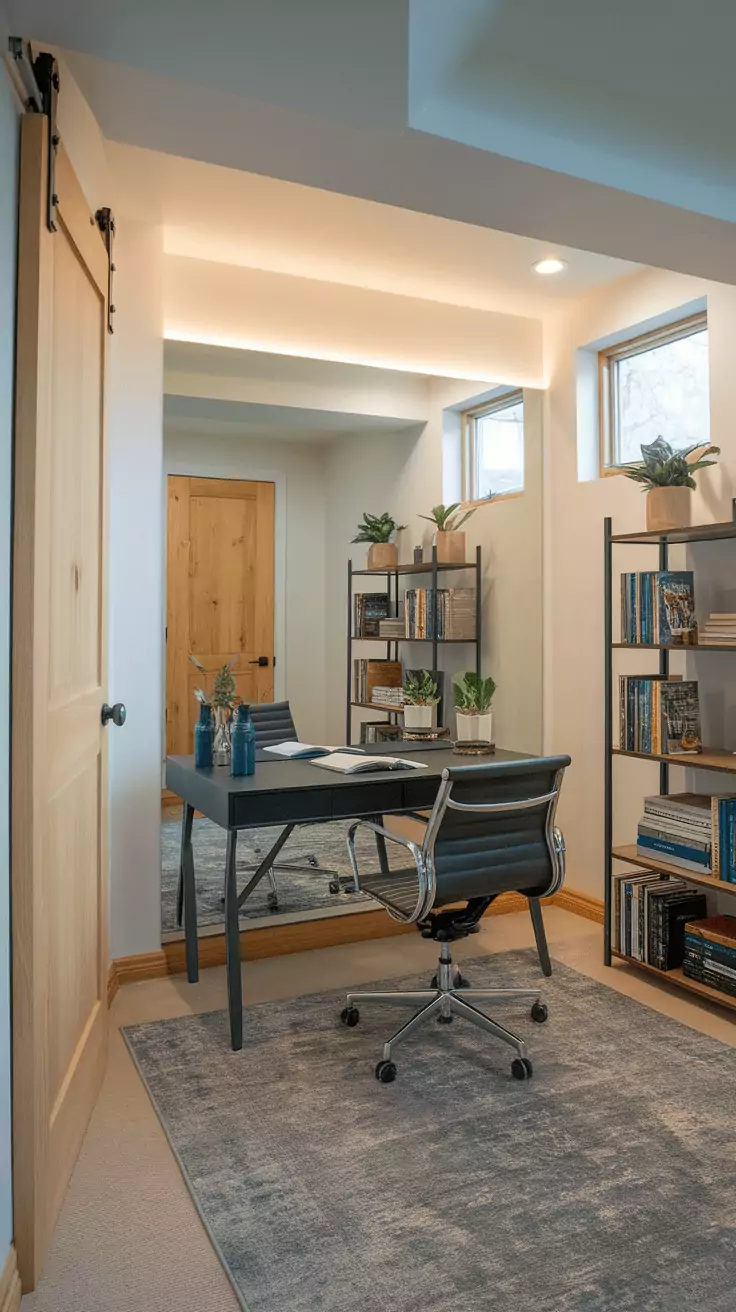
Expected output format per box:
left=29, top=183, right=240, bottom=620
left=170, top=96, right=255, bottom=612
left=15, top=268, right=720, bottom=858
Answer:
left=194, top=703, right=214, bottom=769
left=231, top=703, right=256, bottom=776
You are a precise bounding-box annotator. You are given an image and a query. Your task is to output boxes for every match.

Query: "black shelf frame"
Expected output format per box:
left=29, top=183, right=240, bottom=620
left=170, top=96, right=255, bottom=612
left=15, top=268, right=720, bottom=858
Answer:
left=346, top=545, right=482, bottom=744
left=604, top=501, right=736, bottom=972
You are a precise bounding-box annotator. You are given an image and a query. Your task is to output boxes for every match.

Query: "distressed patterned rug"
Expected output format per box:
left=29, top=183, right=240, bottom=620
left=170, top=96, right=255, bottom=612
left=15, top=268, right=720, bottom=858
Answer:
left=124, top=949, right=736, bottom=1312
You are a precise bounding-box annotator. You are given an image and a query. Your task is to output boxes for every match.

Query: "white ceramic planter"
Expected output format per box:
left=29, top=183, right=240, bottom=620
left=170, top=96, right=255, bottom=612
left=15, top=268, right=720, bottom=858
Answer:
left=456, top=710, right=493, bottom=742
left=404, top=703, right=434, bottom=731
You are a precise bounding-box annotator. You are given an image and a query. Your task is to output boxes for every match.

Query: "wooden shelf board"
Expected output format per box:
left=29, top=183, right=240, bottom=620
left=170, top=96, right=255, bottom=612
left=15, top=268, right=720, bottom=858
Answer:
left=613, top=747, right=736, bottom=774
left=352, top=636, right=476, bottom=644
left=611, top=950, right=736, bottom=1013
left=352, top=561, right=477, bottom=576
left=351, top=701, right=405, bottom=714
left=611, top=843, right=736, bottom=894
left=612, top=642, right=736, bottom=651
left=610, top=519, right=736, bottom=546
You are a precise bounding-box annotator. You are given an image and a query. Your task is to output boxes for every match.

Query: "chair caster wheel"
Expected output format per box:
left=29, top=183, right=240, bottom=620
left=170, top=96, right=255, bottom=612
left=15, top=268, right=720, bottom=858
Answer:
left=437, top=1014, right=453, bottom=1024
left=454, top=974, right=471, bottom=989
left=375, top=1060, right=397, bottom=1083
left=341, top=1006, right=360, bottom=1027
left=531, top=1001, right=548, bottom=1023
left=511, top=1057, right=533, bottom=1081
left=329, top=880, right=340, bottom=895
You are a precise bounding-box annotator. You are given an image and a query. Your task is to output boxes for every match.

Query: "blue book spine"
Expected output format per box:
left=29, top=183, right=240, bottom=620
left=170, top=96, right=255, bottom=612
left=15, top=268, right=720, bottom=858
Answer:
left=684, top=935, right=736, bottom=969
left=641, top=573, right=651, bottom=644
left=636, top=834, right=711, bottom=867
left=629, top=574, right=637, bottom=643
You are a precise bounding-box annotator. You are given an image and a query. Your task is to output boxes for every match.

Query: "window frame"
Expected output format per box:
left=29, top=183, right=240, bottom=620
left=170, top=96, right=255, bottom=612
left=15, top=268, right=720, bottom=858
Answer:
left=598, top=310, right=708, bottom=475
left=461, top=388, right=525, bottom=505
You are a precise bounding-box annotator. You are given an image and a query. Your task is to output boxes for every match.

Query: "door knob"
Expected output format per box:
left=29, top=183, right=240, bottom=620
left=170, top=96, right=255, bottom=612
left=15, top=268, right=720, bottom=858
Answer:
left=101, top=702, right=126, bottom=727
left=249, top=656, right=269, bottom=667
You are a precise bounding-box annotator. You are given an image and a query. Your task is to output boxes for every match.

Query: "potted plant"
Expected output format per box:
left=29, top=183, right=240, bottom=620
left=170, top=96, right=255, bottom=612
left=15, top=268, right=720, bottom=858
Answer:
left=402, top=669, right=440, bottom=731
left=454, top=670, right=496, bottom=743
left=419, top=500, right=492, bottom=564
left=191, top=655, right=240, bottom=764
left=620, top=437, right=720, bottom=532
left=352, top=511, right=407, bottom=570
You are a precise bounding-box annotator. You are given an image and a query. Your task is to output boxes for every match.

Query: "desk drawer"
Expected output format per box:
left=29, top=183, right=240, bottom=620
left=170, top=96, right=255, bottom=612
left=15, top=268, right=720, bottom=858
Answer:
left=230, top=788, right=333, bottom=828
left=402, top=776, right=442, bottom=810
left=331, top=780, right=404, bottom=819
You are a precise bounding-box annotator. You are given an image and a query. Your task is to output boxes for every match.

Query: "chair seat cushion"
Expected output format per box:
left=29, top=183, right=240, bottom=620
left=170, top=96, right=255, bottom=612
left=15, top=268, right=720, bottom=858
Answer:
left=359, top=867, right=422, bottom=918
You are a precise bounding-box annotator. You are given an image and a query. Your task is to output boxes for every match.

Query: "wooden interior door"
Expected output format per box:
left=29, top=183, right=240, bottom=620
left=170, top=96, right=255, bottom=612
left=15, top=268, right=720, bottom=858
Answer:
left=12, top=116, right=110, bottom=1289
left=166, top=476, right=276, bottom=758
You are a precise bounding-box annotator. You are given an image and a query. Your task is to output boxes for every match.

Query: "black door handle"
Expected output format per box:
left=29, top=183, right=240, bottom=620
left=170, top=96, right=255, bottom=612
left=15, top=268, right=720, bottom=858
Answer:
left=249, top=656, right=269, bottom=667
left=101, top=702, right=126, bottom=727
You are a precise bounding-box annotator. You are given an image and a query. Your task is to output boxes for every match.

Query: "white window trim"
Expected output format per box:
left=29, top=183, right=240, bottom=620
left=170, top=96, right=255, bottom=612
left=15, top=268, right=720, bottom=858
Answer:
left=598, top=310, right=708, bottom=475
left=461, top=388, right=524, bottom=504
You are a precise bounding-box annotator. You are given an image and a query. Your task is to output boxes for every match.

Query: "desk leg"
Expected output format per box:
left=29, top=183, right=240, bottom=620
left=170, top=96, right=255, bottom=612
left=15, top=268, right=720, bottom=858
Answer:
left=374, top=816, right=390, bottom=877
left=225, top=830, right=243, bottom=1051
left=181, top=804, right=199, bottom=983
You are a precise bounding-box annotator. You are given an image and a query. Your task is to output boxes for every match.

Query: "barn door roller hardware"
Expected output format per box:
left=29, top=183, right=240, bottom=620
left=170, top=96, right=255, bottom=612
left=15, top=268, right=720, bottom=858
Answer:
left=8, top=38, right=60, bottom=232
left=95, top=208, right=116, bottom=334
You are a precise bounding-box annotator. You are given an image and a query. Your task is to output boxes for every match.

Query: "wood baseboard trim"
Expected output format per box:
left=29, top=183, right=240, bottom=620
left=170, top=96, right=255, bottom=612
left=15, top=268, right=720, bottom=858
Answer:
left=549, top=887, right=605, bottom=924
left=0, top=1246, right=21, bottom=1312
left=107, top=962, right=119, bottom=1008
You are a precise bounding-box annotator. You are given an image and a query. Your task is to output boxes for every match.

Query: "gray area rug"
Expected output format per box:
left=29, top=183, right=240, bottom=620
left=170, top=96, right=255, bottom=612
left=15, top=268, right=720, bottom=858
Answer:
left=124, top=949, right=736, bottom=1312
left=161, top=816, right=382, bottom=933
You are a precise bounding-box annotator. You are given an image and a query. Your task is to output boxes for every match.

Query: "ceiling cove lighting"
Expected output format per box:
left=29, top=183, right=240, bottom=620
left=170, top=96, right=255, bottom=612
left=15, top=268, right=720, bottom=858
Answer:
left=533, top=257, right=567, bottom=275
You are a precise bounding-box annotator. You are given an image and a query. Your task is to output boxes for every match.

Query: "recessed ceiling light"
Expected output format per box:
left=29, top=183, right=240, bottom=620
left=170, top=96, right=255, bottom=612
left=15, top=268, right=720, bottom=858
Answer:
left=533, top=257, right=567, bottom=275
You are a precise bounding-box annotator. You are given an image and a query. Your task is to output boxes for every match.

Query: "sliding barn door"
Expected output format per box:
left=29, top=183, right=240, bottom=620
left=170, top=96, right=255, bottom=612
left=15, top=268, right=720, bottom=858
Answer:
left=166, top=476, right=275, bottom=758
left=12, top=115, right=110, bottom=1289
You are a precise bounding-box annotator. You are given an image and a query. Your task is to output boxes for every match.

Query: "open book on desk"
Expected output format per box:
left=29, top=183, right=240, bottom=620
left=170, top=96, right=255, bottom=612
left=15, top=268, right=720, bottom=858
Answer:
left=311, top=753, right=428, bottom=774
left=263, top=742, right=363, bottom=760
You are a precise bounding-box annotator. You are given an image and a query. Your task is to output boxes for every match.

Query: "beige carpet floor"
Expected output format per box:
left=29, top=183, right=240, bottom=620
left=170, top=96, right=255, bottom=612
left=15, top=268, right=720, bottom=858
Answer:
left=21, top=907, right=736, bottom=1311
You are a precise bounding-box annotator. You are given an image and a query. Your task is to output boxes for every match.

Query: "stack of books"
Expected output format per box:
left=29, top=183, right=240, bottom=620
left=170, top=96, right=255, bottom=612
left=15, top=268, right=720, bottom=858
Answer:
left=621, top=570, right=697, bottom=645
left=619, top=675, right=701, bottom=754
left=354, top=592, right=389, bottom=637
left=378, top=617, right=405, bottom=639
left=370, top=686, right=404, bottom=707
left=612, top=871, right=707, bottom=970
left=405, top=588, right=476, bottom=640
left=353, top=659, right=402, bottom=705
left=683, top=916, right=736, bottom=997
left=635, top=791, right=736, bottom=880
left=700, top=612, right=736, bottom=646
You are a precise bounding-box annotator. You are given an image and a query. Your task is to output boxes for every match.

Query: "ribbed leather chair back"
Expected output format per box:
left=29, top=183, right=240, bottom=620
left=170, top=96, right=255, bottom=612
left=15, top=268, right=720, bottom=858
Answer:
left=431, top=756, right=570, bottom=907
left=249, top=700, right=298, bottom=747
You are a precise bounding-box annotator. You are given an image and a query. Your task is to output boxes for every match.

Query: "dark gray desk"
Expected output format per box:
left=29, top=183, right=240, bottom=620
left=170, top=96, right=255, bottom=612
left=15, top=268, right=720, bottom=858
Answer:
left=166, top=745, right=528, bottom=1049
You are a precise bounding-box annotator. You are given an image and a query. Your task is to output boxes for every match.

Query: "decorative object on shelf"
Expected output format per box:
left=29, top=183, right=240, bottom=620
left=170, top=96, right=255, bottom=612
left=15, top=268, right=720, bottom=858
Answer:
left=402, top=669, right=440, bottom=731
left=352, top=511, right=406, bottom=570
left=402, top=725, right=451, bottom=741
left=230, top=703, right=256, bottom=777
left=453, top=740, right=495, bottom=756
left=419, top=500, right=491, bottom=564
left=454, top=670, right=496, bottom=744
left=194, top=702, right=214, bottom=769
left=191, top=654, right=240, bottom=765
left=619, top=436, right=720, bottom=532
left=413, top=545, right=423, bottom=563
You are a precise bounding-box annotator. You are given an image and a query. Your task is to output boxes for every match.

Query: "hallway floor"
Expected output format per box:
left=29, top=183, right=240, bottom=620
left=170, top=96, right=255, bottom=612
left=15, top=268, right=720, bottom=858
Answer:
left=21, top=907, right=736, bottom=1311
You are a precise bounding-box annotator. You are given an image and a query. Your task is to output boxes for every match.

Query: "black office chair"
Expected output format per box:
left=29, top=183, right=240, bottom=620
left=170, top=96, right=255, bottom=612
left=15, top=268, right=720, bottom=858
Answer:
left=341, top=755, right=570, bottom=1083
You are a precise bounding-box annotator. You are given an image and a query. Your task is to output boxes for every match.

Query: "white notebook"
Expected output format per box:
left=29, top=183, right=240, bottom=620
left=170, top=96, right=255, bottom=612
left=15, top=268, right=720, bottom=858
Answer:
left=311, top=753, right=428, bottom=775
left=263, top=741, right=342, bottom=759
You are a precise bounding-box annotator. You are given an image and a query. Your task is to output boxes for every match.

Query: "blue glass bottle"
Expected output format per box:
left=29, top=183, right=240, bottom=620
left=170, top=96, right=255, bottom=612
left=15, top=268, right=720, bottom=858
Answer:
left=231, top=703, right=256, bottom=776
left=194, top=703, right=214, bottom=769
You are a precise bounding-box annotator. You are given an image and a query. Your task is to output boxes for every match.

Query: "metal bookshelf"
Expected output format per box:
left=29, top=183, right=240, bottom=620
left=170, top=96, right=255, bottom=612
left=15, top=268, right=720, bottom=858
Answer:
left=346, top=545, right=481, bottom=744
left=604, top=506, right=736, bottom=1014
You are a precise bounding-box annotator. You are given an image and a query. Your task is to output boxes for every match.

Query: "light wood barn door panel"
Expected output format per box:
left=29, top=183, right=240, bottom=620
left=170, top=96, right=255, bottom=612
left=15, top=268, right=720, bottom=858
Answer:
left=166, top=477, right=275, bottom=757
left=12, top=115, right=109, bottom=1291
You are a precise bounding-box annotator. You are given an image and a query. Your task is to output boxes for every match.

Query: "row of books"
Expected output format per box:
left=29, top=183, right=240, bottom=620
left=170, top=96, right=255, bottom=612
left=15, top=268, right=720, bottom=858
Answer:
left=621, top=571, right=696, bottom=645
left=353, top=592, right=390, bottom=638
left=405, top=588, right=475, bottom=640
left=700, top=611, right=736, bottom=646
left=619, top=675, right=701, bottom=755
left=683, top=916, right=736, bottom=998
left=353, top=659, right=402, bottom=705
left=635, top=791, right=736, bottom=881
left=612, top=871, right=706, bottom=970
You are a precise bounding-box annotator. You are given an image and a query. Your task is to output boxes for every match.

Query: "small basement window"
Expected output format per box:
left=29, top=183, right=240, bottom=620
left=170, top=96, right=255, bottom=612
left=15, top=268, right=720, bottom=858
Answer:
left=462, top=390, right=524, bottom=501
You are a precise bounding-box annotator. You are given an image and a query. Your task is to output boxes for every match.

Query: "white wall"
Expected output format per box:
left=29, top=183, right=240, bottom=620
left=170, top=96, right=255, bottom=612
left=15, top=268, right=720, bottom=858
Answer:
left=0, top=46, right=19, bottom=1263
left=164, top=428, right=328, bottom=743
left=545, top=268, right=736, bottom=900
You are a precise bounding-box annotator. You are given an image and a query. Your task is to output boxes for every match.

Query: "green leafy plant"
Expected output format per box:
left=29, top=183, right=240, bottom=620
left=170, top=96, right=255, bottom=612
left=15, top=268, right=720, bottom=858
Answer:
left=403, top=669, right=440, bottom=706
left=620, top=437, right=720, bottom=490
left=352, top=512, right=406, bottom=544
left=190, top=655, right=240, bottom=710
left=419, top=500, right=492, bottom=532
left=454, top=670, right=496, bottom=714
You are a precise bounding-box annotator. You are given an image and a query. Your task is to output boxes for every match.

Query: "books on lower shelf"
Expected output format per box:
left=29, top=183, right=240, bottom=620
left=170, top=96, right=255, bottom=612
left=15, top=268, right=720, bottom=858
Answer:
left=353, top=659, right=402, bottom=705
left=612, top=871, right=707, bottom=970
left=635, top=792, right=736, bottom=880
left=354, top=592, right=390, bottom=637
left=683, top=916, right=736, bottom=997
left=621, top=571, right=696, bottom=645
left=405, top=587, right=475, bottom=640
left=700, top=612, right=736, bottom=646
left=360, top=721, right=402, bottom=744
left=619, top=675, right=701, bottom=754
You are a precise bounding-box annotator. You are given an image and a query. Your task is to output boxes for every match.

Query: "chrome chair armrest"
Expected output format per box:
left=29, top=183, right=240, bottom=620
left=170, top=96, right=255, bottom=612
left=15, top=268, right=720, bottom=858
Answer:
left=346, top=819, right=428, bottom=923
